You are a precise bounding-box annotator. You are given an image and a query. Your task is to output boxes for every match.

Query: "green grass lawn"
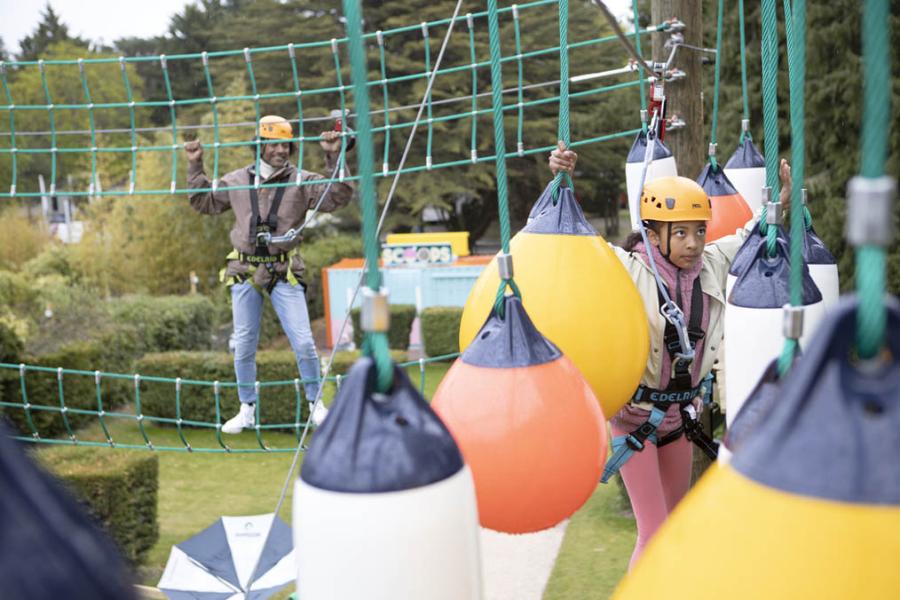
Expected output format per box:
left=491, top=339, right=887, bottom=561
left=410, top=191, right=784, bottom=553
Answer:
left=54, top=358, right=635, bottom=598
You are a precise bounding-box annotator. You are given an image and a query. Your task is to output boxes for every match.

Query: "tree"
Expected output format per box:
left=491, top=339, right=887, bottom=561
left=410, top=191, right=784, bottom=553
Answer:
left=18, top=4, right=88, bottom=61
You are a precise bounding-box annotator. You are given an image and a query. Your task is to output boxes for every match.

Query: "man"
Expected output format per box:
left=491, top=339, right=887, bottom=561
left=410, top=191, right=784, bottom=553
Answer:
left=185, top=115, right=353, bottom=433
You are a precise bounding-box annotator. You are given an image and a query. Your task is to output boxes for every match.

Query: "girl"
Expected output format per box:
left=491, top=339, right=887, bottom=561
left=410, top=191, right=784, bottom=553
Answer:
left=549, top=142, right=791, bottom=568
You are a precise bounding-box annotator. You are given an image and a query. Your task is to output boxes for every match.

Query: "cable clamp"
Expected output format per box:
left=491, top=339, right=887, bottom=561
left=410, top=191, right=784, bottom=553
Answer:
left=160, top=55, right=167, bottom=69
left=466, top=13, right=474, bottom=30
left=640, top=109, right=648, bottom=125
left=512, top=4, right=519, bottom=19
left=782, top=304, right=804, bottom=340
left=666, top=18, right=686, bottom=32
left=288, top=43, right=296, bottom=59
left=243, top=48, right=252, bottom=63
left=517, top=142, right=524, bottom=156
left=708, top=142, right=717, bottom=158
left=331, top=39, right=338, bottom=54
left=846, top=175, right=895, bottom=247
left=742, top=118, right=750, bottom=133
left=77, top=58, right=85, bottom=73
left=667, top=115, right=686, bottom=131
left=361, top=287, right=390, bottom=333
left=665, top=68, right=686, bottom=82
left=426, top=156, right=432, bottom=170
left=765, top=200, right=783, bottom=225
left=421, top=22, right=429, bottom=38
left=497, top=253, right=514, bottom=280
left=376, top=31, right=384, bottom=46
left=382, top=162, right=389, bottom=177
left=201, top=52, right=209, bottom=66
left=471, top=149, right=477, bottom=164
left=801, top=188, right=808, bottom=206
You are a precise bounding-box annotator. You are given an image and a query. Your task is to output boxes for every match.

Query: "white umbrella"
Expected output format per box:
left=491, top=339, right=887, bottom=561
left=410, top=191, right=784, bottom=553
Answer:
left=158, top=513, right=295, bottom=600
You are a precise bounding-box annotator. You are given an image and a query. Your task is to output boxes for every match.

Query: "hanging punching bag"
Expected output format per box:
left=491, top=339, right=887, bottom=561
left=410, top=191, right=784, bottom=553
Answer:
left=724, top=138, right=766, bottom=213
left=625, top=131, right=678, bottom=231
left=614, top=296, right=900, bottom=599
left=294, top=358, right=482, bottom=600
left=697, top=162, right=754, bottom=242
left=803, top=223, right=839, bottom=311
left=460, top=186, right=649, bottom=420
left=724, top=239, right=823, bottom=428
left=435, top=295, right=605, bottom=534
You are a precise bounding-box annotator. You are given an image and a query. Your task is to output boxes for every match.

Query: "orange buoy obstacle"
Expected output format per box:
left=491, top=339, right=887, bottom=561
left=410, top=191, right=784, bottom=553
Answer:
left=434, top=295, right=606, bottom=534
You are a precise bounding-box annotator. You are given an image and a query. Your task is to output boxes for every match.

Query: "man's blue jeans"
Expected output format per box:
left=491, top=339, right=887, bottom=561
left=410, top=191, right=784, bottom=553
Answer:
left=231, top=281, right=320, bottom=404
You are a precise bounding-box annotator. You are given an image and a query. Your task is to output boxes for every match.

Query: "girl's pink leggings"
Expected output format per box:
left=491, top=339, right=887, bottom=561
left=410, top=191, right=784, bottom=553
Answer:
left=610, top=423, right=694, bottom=570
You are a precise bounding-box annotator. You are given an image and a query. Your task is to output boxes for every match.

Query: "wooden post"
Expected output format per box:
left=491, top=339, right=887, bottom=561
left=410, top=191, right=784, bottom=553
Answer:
left=651, top=0, right=706, bottom=181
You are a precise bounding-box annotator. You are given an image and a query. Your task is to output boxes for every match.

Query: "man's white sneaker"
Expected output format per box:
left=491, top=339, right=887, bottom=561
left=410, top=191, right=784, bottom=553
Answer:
left=310, top=402, right=329, bottom=427
left=222, top=403, right=256, bottom=434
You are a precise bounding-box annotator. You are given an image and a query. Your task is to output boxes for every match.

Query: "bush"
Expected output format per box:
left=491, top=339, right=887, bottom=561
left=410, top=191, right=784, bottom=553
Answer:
left=0, top=209, right=52, bottom=271
left=22, top=244, right=76, bottom=280
left=109, top=294, right=216, bottom=352
left=134, top=351, right=311, bottom=427
left=350, top=304, right=417, bottom=350
left=38, top=447, right=159, bottom=565
left=328, top=349, right=408, bottom=376
left=0, top=323, right=23, bottom=408
left=421, top=307, right=464, bottom=357
left=0, top=270, right=40, bottom=334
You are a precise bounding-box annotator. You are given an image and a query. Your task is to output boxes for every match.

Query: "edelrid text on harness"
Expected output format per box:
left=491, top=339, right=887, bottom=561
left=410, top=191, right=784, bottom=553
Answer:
left=601, top=276, right=720, bottom=483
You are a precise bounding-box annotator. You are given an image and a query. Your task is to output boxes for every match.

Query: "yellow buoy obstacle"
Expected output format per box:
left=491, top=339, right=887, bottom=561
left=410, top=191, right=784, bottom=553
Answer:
left=613, top=296, right=900, bottom=599
left=460, top=185, right=649, bottom=419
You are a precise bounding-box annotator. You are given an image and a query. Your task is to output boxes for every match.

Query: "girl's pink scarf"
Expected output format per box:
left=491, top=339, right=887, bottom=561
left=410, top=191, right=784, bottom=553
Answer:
left=611, top=241, right=710, bottom=435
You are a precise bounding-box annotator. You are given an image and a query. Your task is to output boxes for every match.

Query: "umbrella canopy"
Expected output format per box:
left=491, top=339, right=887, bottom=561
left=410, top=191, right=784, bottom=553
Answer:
left=158, top=513, right=294, bottom=600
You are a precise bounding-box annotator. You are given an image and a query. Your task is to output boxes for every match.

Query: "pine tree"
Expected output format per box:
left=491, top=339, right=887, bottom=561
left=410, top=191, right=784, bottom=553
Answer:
left=18, top=4, right=88, bottom=61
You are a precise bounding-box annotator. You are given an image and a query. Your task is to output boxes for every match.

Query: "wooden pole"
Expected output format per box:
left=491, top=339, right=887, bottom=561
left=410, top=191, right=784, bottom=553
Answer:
left=651, top=0, right=705, bottom=181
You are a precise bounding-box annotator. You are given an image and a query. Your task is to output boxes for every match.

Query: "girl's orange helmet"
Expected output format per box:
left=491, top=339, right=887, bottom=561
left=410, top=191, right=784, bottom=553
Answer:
left=640, top=176, right=712, bottom=222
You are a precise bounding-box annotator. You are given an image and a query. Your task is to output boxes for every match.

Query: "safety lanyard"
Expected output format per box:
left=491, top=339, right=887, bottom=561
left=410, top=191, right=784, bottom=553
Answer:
left=657, top=276, right=704, bottom=390
left=249, top=180, right=286, bottom=255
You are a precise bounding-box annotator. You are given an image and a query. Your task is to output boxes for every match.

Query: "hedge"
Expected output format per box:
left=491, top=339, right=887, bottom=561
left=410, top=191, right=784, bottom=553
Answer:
left=2, top=326, right=142, bottom=439
left=39, top=446, right=159, bottom=565
left=0, top=323, right=23, bottom=413
left=329, top=349, right=408, bottom=376
left=421, top=306, right=464, bottom=357
left=350, top=304, right=416, bottom=350
left=109, top=294, right=216, bottom=353
left=134, top=351, right=311, bottom=427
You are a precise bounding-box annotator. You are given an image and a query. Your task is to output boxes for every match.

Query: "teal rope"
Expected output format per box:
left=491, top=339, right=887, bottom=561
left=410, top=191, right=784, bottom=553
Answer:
left=550, top=0, right=574, bottom=202
left=738, top=0, right=751, bottom=141
left=759, top=0, right=781, bottom=257
left=631, top=0, right=647, bottom=132
left=708, top=0, right=725, bottom=170
left=856, top=0, right=891, bottom=359
left=343, top=0, right=393, bottom=392
left=332, top=40, right=350, bottom=169
left=56, top=369, right=76, bottom=442
left=287, top=44, right=306, bottom=176
left=119, top=58, right=139, bottom=193
left=467, top=14, right=479, bottom=162
left=245, top=48, right=262, bottom=184
left=38, top=61, right=58, bottom=194
left=377, top=33, right=391, bottom=175
left=487, top=0, right=522, bottom=316
left=1, top=63, right=18, bottom=194
left=778, top=0, right=806, bottom=375
left=17, top=366, right=40, bottom=439
left=423, top=23, right=434, bottom=168
left=94, top=371, right=115, bottom=447
left=200, top=53, right=222, bottom=186
left=77, top=60, right=99, bottom=195
left=159, top=57, right=179, bottom=193
left=513, top=6, right=525, bottom=155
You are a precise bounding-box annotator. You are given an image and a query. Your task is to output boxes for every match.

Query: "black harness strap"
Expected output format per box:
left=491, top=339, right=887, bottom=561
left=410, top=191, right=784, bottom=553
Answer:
left=248, top=182, right=286, bottom=256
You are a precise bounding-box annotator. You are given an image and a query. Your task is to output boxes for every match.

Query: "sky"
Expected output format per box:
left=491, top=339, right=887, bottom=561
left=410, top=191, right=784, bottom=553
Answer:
left=1, top=0, right=634, bottom=57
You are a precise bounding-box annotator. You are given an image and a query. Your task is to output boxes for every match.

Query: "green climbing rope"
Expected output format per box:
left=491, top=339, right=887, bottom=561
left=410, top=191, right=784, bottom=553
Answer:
left=550, top=0, right=574, bottom=201
left=487, top=0, right=523, bottom=317
left=759, top=0, right=782, bottom=257
left=855, top=0, right=892, bottom=360
left=342, top=0, right=393, bottom=393
left=778, top=0, right=807, bottom=374
left=738, top=0, right=752, bottom=142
